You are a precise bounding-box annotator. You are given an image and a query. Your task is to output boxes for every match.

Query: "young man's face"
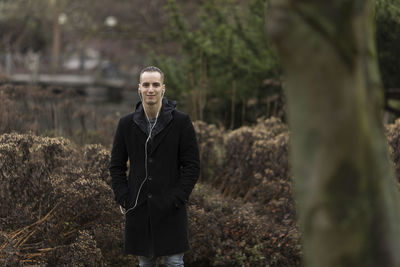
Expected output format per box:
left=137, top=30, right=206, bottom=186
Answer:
left=139, top=71, right=165, bottom=106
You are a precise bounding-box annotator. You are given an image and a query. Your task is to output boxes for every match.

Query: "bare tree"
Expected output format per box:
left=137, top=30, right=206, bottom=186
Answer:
left=267, top=0, right=400, bottom=266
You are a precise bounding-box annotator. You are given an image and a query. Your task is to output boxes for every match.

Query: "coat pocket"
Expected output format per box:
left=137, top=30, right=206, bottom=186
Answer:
left=149, top=193, right=174, bottom=220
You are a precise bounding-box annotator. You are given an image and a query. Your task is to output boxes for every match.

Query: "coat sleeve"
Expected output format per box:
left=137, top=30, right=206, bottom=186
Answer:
left=109, top=118, right=129, bottom=207
left=173, top=115, right=200, bottom=206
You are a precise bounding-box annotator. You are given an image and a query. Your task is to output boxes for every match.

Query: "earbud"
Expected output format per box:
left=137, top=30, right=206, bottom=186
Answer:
left=138, top=88, right=143, bottom=101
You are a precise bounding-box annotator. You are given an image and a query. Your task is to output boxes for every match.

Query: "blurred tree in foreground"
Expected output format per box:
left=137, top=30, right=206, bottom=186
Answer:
left=267, top=0, right=400, bottom=266
left=154, top=0, right=281, bottom=128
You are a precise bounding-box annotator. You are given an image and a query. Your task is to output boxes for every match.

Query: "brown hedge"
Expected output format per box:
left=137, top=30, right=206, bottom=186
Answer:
left=0, top=133, right=134, bottom=266
left=187, top=183, right=301, bottom=266
left=3, top=117, right=400, bottom=266
left=0, top=132, right=301, bottom=266
left=193, top=121, right=225, bottom=183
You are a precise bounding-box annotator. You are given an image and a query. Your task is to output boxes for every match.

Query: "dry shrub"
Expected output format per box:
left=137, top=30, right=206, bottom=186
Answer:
left=83, top=144, right=112, bottom=184
left=193, top=121, right=225, bottom=182
left=0, top=84, right=120, bottom=146
left=0, top=133, right=73, bottom=228
left=46, top=230, right=103, bottom=266
left=0, top=133, right=135, bottom=266
left=4, top=113, right=400, bottom=266
left=214, top=117, right=289, bottom=199
left=0, top=84, right=84, bottom=135
left=0, top=89, right=20, bottom=133
left=95, top=114, right=120, bottom=146
left=0, top=131, right=301, bottom=266
left=186, top=183, right=301, bottom=266
left=213, top=117, right=293, bottom=223
left=244, top=170, right=295, bottom=226
left=194, top=118, right=300, bottom=265
left=386, top=119, right=400, bottom=181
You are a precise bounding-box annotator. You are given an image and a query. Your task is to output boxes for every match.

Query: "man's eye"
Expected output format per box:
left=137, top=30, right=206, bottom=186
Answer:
left=153, top=83, right=160, bottom=87
left=142, top=83, right=150, bottom=87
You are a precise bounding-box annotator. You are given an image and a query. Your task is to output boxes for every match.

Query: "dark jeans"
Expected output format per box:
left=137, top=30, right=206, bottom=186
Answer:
left=138, top=253, right=184, bottom=267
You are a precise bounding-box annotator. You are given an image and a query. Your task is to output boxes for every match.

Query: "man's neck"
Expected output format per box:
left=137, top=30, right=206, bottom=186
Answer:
left=143, top=101, right=162, bottom=119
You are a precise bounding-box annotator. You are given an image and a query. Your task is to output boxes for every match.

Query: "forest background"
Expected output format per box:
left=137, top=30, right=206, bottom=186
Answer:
left=0, top=0, right=398, bottom=135
left=1, top=0, right=400, bottom=266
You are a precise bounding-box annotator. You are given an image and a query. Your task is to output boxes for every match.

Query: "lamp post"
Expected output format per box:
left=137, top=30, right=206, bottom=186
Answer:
left=52, top=13, right=67, bottom=71
left=104, top=16, right=118, bottom=59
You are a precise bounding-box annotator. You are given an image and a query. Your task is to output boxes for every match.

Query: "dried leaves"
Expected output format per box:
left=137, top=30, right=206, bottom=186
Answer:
left=385, top=119, right=400, bottom=181
left=0, top=133, right=128, bottom=266
left=4, top=116, right=400, bottom=266
left=187, top=184, right=301, bottom=266
left=193, top=118, right=301, bottom=266
left=193, top=121, right=225, bottom=182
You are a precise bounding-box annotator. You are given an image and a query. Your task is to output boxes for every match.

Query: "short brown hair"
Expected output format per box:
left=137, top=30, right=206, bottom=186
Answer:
left=140, top=66, right=164, bottom=83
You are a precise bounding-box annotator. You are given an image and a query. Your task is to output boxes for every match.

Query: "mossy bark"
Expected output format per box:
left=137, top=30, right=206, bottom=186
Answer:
left=267, top=0, right=400, bottom=266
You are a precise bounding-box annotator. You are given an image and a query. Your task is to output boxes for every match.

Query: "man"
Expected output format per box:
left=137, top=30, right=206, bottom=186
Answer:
left=109, top=66, right=200, bottom=267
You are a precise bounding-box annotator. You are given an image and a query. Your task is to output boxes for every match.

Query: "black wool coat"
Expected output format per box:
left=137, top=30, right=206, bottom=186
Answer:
left=109, top=98, right=200, bottom=257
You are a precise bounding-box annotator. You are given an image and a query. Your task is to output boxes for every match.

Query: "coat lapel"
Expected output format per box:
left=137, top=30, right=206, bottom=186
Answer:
left=149, top=120, right=173, bottom=155
left=133, top=105, right=149, bottom=136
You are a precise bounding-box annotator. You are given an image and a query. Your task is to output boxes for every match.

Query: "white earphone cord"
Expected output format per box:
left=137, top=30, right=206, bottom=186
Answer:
left=120, top=90, right=164, bottom=214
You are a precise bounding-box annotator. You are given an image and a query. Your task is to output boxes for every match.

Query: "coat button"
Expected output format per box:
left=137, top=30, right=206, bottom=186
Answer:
left=148, top=176, right=153, bottom=181
left=148, top=194, right=152, bottom=199
left=148, top=158, right=153, bottom=164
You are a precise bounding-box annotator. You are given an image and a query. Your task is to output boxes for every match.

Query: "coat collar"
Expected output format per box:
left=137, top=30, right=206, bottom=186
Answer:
left=133, top=98, right=176, bottom=137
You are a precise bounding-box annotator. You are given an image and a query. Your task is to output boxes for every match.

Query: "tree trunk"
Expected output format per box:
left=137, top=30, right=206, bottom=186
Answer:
left=241, top=98, right=246, bottom=126
left=267, top=0, right=400, bottom=266
left=189, top=72, right=198, bottom=121
left=198, top=52, right=207, bottom=121
left=230, top=80, right=236, bottom=129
